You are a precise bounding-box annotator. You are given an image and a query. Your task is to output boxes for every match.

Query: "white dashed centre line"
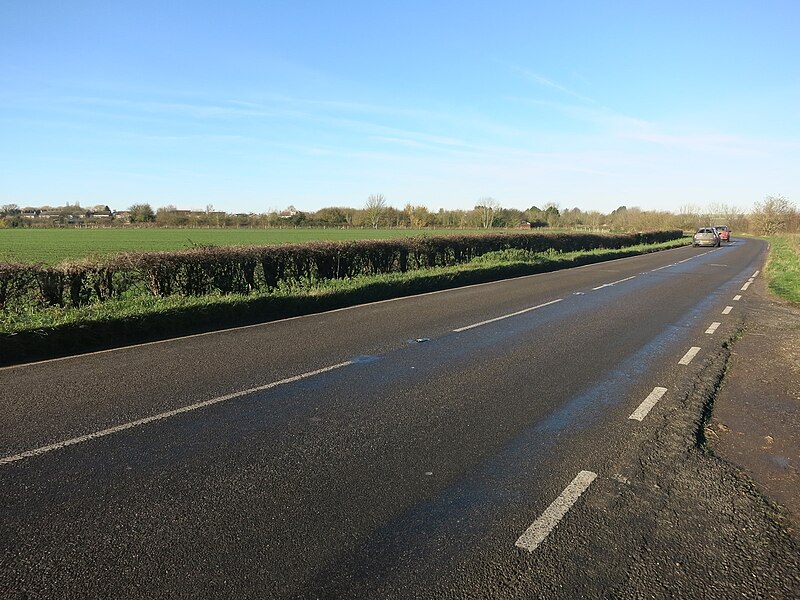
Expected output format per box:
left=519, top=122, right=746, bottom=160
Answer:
left=629, top=387, right=668, bottom=421
left=733, top=295, right=742, bottom=301
left=752, top=270, right=760, bottom=278
left=741, top=281, right=752, bottom=291
left=0, top=361, right=355, bottom=466
left=453, top=299, right=563, bottom=332
left=705, top=322, right=721, bottom=334
left=722, top=306, right=733, bottom=315
left=515, top=470, right=597, bottom=552
left=679, top=347, right=701, bottom=365
left=592, top=275, right=636, bottom=291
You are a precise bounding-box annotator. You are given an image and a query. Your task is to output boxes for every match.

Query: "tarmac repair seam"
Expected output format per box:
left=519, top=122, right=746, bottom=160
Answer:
left=515, top=470, right=598, bottom=552
left=0, top=361, right=354, bottom=466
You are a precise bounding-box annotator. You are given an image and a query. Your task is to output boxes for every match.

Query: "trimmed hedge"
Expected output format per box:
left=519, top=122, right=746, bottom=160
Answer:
left=0, top=231, right=683, bottom=310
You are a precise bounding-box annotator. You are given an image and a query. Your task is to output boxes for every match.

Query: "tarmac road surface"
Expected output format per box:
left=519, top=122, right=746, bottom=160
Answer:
left=2, top=238, right=798, bottom=598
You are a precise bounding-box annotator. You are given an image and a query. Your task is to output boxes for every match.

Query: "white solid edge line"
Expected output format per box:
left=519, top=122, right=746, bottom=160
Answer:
left=515, top=470, right=597, bottom=552
left=0, top=360, right=354, bottom=467
left=679, top=347, right=701, bottom=365
left=453, top=299, right=563, bottom=333
left=705, top=322, right=721, bottom=334
left=752, top=270, right=760, bottom=278
left=722, top=306, right=733, bottom=315
left=4, top=246, right=694, bottom=372
left=629, top=387, right=668, bottom=421
left=733, top=295, right=742, bottom=301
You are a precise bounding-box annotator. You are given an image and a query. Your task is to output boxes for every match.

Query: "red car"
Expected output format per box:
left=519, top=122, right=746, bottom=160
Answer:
left=715, top=226, right=731, bottom=242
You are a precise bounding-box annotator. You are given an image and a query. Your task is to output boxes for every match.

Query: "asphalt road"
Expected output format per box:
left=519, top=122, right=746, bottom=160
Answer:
left=2, top=238, right=798, bottom=598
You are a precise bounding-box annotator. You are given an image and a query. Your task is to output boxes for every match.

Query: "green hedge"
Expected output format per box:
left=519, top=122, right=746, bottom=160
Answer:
left=0, top=231, right=683, bottom=310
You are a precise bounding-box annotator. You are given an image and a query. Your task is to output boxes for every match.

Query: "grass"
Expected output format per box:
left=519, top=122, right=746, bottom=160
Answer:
left=766, top=234, right=800, bottom=305
left=0, top=238, right=689, bottom=335
left=0, top=227, right=493, bottom=264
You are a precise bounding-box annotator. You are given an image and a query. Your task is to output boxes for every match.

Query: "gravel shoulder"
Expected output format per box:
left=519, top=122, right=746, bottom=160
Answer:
left=710, top=276, right=800, bottom=542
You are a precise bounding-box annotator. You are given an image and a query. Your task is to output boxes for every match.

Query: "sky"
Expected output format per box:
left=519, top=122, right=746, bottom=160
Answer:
left=1, top=1, right=798, bottom=215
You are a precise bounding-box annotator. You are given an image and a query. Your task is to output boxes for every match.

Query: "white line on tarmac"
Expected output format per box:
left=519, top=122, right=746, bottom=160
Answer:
left=752, top=270, right=760, bottom=278
left=741, top=281, right=752, bottom=291
left=0, top=361, right=354, bottom=467
left=650, top=264, right=674, bottom=272
left=679, top=347, right=701, bottom=365
left=453, top=299, right=563, bottom=332
left=591, top=275, right=636, bottom=291
left=515, top=470, right=597, bottom=552
left=705, top=322, right=721, bottom=334
left=733, top=295, right=742, bottom=301
left=722, top=306, right=733, bottom=315
left=629, top=387, right=668, bottom=421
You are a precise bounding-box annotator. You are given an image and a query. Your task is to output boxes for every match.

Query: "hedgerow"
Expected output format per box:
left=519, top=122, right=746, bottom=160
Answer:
left=0, top=231, right=683, bottom=311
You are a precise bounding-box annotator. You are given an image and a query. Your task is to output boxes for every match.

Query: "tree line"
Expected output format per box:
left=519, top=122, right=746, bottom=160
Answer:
left=1, top=195, right=797, bottom=236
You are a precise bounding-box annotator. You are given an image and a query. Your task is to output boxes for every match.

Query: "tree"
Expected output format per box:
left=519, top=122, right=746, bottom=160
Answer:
left=404, top=204, right=431, bottom=229
left=475, top=197, right=500, bottom=228
left=128, top=203, right=155, bottom=223
left=751, top=195, right=795, bottom=236
left=364, top=194, right=387, bottom=229
left=0, top=204, right=20, bottom=217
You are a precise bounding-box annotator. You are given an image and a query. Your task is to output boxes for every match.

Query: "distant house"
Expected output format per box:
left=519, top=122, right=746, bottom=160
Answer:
left=514, top=221, right=533, bottom=229
left=279, top=206, right=299, bottom=219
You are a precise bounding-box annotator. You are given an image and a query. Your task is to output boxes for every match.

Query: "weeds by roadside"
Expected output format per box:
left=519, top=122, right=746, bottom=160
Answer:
left=766, top=234, right=800, bottom=305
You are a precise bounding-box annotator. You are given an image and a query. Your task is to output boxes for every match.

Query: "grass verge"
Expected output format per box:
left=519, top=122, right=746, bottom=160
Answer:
left=1, top=238, right=688, bottom=365
left=766, top=234, right=800, bottom=305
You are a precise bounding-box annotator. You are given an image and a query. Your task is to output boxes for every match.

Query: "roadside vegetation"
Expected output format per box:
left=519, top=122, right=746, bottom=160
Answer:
left=0, top=233, right=688, bottom=364
left=0, top=231, right=684, bottom=334
left=766, top=234, right=800, bottom=305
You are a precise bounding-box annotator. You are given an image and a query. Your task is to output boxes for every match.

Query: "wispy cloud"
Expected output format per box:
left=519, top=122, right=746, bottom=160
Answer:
left=510, top=66, right=598, bottom=105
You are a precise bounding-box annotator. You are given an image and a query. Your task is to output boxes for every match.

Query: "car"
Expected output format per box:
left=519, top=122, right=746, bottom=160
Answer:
left=714, top=225, right=731, bottom=242
left=693, top=227, right=721, bottom=247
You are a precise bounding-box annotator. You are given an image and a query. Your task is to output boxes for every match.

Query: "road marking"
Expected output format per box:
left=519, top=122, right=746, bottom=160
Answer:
left=722, top=306, right=733, bottom=315
left=453, top=299, right=563, bottom=332
left=515, top=470, right=597, bottom=552
left=705, top=322, right=721, bottom=334
left=629, top=387, right=668, bottom=421
left=752, top=270, right=760, bottom=278
left=592, top=275, right=636, bottom=291
left=679, top=347, right=701, bottom=365
left=650, top=264, right=673, bottom=272
left=741, top=281, right=752, bottom=291
left=0, top=361, right=354, bottom=467
left=733, top=295, right=742, bottom=301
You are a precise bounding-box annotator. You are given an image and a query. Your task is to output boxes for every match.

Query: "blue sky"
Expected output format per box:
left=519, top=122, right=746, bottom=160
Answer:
left=1, top=1, right=798, bottom=214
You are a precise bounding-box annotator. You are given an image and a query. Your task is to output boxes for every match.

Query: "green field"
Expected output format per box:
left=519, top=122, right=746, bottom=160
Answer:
left=0, top=227, right=489, bottom=264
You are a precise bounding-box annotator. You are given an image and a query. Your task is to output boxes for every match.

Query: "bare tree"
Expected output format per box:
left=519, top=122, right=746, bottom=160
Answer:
left=364, top=194, right=387, bottom=229
left=475, top=197, right=500, bottom=229
left=751, top=195, right=795, bottom=236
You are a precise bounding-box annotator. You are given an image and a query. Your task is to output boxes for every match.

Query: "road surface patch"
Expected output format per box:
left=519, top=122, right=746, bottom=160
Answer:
left=515, top=470, right=597, bottom=552
left=0, top=361, right=354, bottom=466
left=629, top=387, right=668, bottom=421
